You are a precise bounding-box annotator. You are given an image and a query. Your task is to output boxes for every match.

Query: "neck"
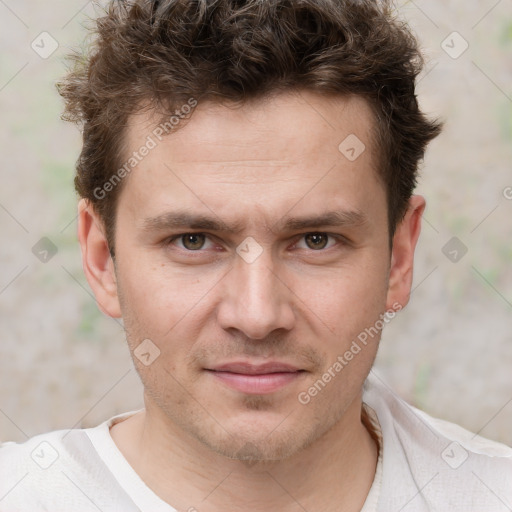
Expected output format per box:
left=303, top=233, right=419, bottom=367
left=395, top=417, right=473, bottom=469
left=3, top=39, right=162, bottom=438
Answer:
left=110, top=393, right=379, bottom=512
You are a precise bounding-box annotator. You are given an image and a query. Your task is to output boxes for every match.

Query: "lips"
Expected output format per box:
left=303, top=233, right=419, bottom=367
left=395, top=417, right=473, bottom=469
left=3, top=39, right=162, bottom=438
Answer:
left=205, top=361, right=305, bottom=394
left=209, top=362, right=301, bottom=374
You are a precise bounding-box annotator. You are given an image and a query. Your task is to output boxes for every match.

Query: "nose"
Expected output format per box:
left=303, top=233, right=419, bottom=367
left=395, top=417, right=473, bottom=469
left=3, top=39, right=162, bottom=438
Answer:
left=216, top=245, right=296, bottom=340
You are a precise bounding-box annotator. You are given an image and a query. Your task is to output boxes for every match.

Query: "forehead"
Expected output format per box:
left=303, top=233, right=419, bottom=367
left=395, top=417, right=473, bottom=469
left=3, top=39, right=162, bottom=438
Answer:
left=118, top=90, right=384, bottom=227
left=127, top=91, right=377, bottom=165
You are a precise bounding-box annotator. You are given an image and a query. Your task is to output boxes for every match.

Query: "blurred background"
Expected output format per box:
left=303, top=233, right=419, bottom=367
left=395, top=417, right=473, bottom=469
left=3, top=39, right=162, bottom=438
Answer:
left=0, top=0, right=511, bottom=446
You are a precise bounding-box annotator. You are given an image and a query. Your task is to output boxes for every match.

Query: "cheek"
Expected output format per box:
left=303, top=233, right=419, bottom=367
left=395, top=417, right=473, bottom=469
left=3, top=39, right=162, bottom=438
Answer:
left=118, top=257, right=207, bottom=334
left=116, top=236, right=389, bottom=357
left=293, top=256, right=389, bottom=337
left=296, top=267, right=387, bottom=407
left=117, top=264, right=223, bottom=388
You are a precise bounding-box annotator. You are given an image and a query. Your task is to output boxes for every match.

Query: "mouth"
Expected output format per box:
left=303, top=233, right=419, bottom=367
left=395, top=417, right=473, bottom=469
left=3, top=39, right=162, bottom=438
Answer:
left=205, top=361, right=307, bottom=394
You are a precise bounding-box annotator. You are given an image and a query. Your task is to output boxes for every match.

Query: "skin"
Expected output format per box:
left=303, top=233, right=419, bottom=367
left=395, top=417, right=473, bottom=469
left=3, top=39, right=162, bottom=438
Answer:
left=78, top=90, right=424, bottom=512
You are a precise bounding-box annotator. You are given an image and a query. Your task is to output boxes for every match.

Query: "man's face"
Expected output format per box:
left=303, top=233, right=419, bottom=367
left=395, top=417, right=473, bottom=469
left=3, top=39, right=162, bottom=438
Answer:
left=89, top=91, right=408, bottom=461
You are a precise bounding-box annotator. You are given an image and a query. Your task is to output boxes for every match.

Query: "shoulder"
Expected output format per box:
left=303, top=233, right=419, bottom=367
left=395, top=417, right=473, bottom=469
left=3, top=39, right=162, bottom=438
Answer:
left=411, top=403, right=512, bottom=458
left=0, top=413, right=140, bottom=512
left=0, top=428, right=66, bottom=476
left=363, top=371, right=512, bottom=511
left=0, top=428, right=72, bottom=510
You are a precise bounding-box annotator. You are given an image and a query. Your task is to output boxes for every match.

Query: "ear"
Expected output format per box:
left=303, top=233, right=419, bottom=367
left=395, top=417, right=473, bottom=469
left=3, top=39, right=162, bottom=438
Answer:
left=77, top=199, right=122, bottom=318
left=385, top=195, right=425, bottom=311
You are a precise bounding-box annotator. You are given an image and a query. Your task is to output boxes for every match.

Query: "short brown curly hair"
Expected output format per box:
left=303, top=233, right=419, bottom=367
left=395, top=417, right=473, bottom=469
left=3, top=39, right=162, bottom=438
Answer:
left=57, top=0, right=442, bottom=256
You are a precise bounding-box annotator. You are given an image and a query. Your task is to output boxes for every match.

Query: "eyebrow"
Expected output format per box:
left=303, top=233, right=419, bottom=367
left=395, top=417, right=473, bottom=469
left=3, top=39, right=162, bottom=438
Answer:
left=141, top=209, right=368, bottom=234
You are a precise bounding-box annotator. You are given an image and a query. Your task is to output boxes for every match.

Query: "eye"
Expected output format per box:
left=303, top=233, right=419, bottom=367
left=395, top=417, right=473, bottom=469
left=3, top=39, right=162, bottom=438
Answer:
left=168, top=233, right=216, bottom=251
left=295, top=232, right=339, bottom=251
left=165, top=232, right=345, bottom=254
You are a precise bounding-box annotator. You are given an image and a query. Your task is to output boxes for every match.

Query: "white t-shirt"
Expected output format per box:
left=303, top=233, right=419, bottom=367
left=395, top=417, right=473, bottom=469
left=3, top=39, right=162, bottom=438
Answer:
left=0, top=370, right=510, bottom=511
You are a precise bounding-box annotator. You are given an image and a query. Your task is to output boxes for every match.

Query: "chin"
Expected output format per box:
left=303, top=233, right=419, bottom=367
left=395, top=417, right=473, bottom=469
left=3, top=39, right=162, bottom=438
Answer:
left=203, top=429, right=311, bottom=463
left=189, top=407, right=333, bottom=464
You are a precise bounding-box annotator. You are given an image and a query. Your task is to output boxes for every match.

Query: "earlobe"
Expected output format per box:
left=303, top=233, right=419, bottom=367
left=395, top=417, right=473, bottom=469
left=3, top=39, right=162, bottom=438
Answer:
left=385, top=195, right=425, bottom=312
left=77, top=199, right=122, bottom=318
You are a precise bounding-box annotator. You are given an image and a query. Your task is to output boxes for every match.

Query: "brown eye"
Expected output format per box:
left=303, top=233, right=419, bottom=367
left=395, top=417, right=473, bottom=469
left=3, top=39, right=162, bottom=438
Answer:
left=181, top=233, right=206, bottom=250
left=304, top=233, right=329, bottom=250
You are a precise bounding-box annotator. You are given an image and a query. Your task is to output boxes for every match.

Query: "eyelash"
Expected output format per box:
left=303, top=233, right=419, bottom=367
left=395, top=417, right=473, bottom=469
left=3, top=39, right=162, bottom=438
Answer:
left=164, top=232, right=347, bottom=254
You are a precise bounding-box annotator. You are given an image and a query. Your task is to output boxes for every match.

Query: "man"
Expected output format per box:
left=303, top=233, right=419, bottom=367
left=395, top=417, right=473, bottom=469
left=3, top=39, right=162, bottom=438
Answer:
left=1, top=0, right=510, bottom=510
